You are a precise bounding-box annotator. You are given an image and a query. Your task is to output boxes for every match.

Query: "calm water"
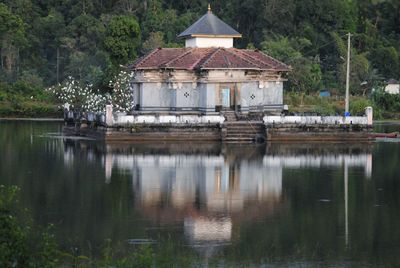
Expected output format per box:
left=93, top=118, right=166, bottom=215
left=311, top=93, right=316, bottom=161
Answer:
left=1, top=121, right=400, bottom=267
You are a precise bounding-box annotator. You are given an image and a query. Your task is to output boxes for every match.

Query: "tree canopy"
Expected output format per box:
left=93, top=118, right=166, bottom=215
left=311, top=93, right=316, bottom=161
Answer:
left=0, top=0, right=399, bottom=94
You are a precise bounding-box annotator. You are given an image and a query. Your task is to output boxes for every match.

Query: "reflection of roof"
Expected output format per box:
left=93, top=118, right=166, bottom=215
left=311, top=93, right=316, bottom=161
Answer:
left=387, top=79, right=399, bottom=85
left=178, top=11, right=241, bottom=38
left=131, top=47, right=290, bottom=71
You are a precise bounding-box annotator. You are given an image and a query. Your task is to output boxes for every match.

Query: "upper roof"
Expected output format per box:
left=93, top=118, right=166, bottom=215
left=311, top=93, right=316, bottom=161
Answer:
left=130, top=47, right=291, bottom=71
left=387, top=79, right=399, bottom=85
left=177, top=9, right=241, bottom=39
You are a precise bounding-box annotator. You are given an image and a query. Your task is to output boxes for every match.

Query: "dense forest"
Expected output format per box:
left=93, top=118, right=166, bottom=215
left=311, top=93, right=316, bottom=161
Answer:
left=0, top=0, right=399, bottom=115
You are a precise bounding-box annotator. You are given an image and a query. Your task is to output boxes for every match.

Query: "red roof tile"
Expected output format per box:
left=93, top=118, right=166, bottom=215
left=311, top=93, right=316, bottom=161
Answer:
left=131, top=47, right=291, bottom=71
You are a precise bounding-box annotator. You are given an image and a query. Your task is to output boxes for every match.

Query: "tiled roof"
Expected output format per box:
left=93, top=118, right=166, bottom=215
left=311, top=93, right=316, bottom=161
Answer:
left=131, top=48, right=291, bottom=71
left=177, top=11, right=241, bottom=38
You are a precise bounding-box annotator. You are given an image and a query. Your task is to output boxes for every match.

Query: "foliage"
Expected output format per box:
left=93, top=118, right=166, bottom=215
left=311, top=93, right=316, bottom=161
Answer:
left=47, top=77, right=111, bottom=113
left=0, top=3, right=27, bottom=75
left=47, top=70, right=135, bottom=113
left=284, top=92, right=384, bottom=119
left=0, top=185, right=60, bottom=267
left=104, top=15, right=141, bottom=64
left=372, top=89, right=400, bottom=113
left=142, top=31, right=164, bottom=54
left=0, top=0, right=400, bottom=117
left=262, top=36, right=322, bottom=93
left=349, top=97, right=379, bottom=117
left=108, top=70, right=135, bottom=113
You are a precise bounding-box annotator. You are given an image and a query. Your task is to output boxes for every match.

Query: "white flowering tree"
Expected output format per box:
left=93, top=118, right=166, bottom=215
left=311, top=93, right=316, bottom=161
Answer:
left=47, top=77, right=111, bottom=113
left=47, top=70, right=134, bottom=114
left=108, top=70, right=134, bottom=113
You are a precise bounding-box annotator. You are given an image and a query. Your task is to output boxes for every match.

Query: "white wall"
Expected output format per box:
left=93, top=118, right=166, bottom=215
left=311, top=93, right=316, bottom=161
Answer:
left=240, top=81, right=283, bottom=111
left=263, top=115, right=369, bottom=125
left=185, top=37, right=234, bottom=48
left=175, top=83, right=199, bottom=110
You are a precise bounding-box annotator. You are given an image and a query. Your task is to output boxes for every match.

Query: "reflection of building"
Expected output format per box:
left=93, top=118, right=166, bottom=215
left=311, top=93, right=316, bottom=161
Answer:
left=62, top=141, right=373, bottom=253
left=103, top=149, right=373, bottom=212
left=263, top=154, right=372, bottom=178
left=108, top=153, right=282, bottom=215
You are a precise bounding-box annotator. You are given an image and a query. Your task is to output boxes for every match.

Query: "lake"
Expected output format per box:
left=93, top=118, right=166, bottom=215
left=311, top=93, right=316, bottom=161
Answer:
left=1, top=121, right=400, bottom=267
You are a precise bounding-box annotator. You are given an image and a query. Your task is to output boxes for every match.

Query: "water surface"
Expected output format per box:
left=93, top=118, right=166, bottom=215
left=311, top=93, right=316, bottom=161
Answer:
left=1, top=121, right=400, bottom=266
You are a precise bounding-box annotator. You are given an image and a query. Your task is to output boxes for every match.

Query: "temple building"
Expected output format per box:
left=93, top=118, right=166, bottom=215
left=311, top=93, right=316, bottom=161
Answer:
left=130, top=6, right=290, bottom=115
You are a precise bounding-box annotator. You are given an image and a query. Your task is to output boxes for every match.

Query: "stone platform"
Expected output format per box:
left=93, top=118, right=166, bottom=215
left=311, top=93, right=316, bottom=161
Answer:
left=63, top=106, right=374, bottom=143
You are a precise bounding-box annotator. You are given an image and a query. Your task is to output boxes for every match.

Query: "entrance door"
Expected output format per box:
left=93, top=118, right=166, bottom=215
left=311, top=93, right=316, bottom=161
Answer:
left=221, top=88, right=230, bottom=108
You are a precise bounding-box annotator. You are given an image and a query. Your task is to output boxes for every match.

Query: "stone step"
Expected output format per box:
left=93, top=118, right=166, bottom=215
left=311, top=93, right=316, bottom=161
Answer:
left=227, top=131, right=264, bottom=134
left=226, top=131, right=265, bottom=135
left=225, top=122, right=264, bottom=125
left=224, top=137, right=255, bottom=142
left=226, top=124, right=264, bottom=128
left=226, top=135, right=263, bottom=139
left=226, top=125, right=264, bottom=129
left=226, top=127, right=264, bottom=132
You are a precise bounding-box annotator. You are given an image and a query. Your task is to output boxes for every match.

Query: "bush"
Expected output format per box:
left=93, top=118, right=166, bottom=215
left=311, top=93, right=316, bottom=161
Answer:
left=372, top=91, right=400, bottom=112
left=0, top=100, right=61, bottom=117
left=0, top=91, right=7, bottom=101
left=0, top=185, right=60, bottom=267
left=350, top=98, right=372, bottom=116
left=312, top=104, right=337, bottom=115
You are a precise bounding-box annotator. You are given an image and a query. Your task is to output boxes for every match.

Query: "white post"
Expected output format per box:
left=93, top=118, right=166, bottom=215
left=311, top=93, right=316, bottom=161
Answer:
left=106, top=105, right=113, bottom=126
left=365, top=106, right=373, bottom=126
left=345, top=33, right=351, bottom=115
left=63, top=103, right=70, bottom=111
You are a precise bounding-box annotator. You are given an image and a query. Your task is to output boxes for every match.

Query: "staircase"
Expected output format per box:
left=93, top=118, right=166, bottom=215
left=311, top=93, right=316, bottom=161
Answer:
left=222, top=111, right=266, bottom=143
left=223, top=110, right=237, bottom=122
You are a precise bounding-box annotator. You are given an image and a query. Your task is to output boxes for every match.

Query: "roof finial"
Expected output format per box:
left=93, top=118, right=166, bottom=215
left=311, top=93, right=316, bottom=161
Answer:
left=208, top=3, right=211, bottom=13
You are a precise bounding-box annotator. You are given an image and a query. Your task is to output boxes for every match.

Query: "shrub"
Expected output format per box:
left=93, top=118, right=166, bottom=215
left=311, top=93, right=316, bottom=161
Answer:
left=0, top=185, right=60, bottom=267
left=372, top=90, right=400, bottom=112
left=350, top=98, right=372, bottom=116
left=312, top=104, right=336, bottom=115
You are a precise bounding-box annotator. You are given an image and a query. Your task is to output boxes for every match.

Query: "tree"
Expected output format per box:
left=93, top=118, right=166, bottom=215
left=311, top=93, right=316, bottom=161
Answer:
left=370, top=46, right=399, bottom=79
left=0, top=3, right=27, bottom=75
left=104, top=15, right=140, bottom=64
left=261, top=36, right=322, bottom=93
left=142, top=31, right=164, bottom=54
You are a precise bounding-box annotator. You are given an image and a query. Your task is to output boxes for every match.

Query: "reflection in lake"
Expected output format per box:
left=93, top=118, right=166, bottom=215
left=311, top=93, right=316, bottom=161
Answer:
left=63, top=140, right=374, bottom=256
left=2, top=121, right=400, bottom=266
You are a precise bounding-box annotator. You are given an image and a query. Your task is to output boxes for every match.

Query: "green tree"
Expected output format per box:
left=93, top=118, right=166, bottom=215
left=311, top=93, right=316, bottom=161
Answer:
left=261, top=36, right=322, bottom=93
left=142, top=31, right=164, bottom=54
left=104, top=15, right=140, bottom=64
left=370, top=46, right=399, bottom=79
left=0, top=3, right=27, bottom=75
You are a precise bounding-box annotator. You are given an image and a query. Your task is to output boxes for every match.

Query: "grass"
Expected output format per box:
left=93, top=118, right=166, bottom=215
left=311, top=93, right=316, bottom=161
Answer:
left=283, top=92, right=397, bottom=120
